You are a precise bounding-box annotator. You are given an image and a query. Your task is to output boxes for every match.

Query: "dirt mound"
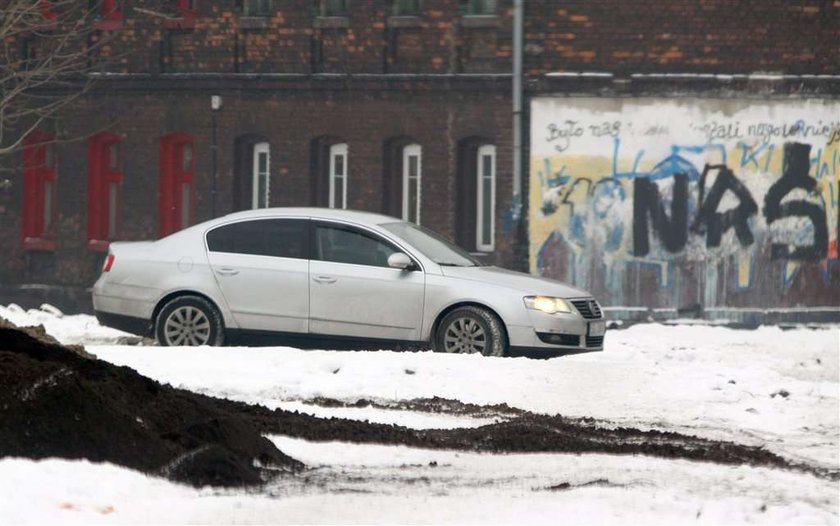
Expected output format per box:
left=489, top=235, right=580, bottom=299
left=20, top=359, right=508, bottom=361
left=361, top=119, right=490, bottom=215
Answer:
left=3, top=318, right=833, bottom=489
left=0, top=318, right=302, bottom=487
left=219, top=396, right=836, bottom=480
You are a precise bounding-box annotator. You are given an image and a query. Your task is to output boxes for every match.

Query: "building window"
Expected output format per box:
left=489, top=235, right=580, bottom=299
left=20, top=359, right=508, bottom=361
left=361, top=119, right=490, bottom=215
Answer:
left=321, top=0, right=349, bottom=16
left=91, top=0, right=123, bottom=29
left=462, top=0, right=496, bottom=15
left=87, top=132, right=123, bottom=251
left=476, top=144, right=495, bottom=251
left=241, top=0, right=271, bottom=16
left=40, top=1, right=57, bottom=20
left=21, top=37, right=36, bottom=71
left=100, top=0, right=123, bottom=21
left=22, top=131, right=57, bottom=251
left=329, top=143, right=348, bottom=209
left=455, top=137, right=495, bottom=252
left=392, top=0, right=421, bottom=16
left=310, top=136, right=347, bottom=208
left=402, top=144, right=422, bottom=224
left=165, top=0, right=197, bottom=27
left=159, top=133, right=195, bottom=237
left=233, top=134, right=270, bottom=212
left=252, top=142, right=270, bottom=209
left=176, top=0, right=196, bottom=17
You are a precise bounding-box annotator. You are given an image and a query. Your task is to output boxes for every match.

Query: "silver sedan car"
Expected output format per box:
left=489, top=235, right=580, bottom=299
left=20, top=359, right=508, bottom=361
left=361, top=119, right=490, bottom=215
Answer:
left=93, top=208, right=605, bottom=357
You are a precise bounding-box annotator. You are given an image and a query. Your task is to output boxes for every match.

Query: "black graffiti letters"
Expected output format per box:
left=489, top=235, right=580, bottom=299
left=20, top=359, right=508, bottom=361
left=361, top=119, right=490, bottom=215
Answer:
left=546, top=121, right=584, bottom=152
left=589, top=121, right=621, bottom=139
left=630, top=142, right=828, bottom=260
left=633, top=173, right=689, bottom=256
left=692, top=165, right=758, bottom=248
left=763, top=143, right=829, bottom=261
left=696, top=121, right=743, bottom=142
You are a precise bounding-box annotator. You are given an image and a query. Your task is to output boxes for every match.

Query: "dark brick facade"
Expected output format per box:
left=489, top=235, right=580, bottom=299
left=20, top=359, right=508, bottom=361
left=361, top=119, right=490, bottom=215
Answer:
left=1, top=0, right=837, bottom=312
left=525, top=0, right=839, bottom=75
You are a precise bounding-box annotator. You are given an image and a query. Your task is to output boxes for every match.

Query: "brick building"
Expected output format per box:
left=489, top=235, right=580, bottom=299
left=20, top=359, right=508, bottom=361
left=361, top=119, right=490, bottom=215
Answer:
left=1, top=0, right=838, bottom=317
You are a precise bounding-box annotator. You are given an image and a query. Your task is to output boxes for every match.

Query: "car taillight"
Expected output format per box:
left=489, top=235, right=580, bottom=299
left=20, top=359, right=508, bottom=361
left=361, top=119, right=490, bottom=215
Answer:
left=103, top=254, right=115, bottom=272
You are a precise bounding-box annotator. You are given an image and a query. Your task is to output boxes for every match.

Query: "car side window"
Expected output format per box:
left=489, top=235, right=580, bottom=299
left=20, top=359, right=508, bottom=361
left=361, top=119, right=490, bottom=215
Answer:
left=206, top=219, right=308, bottom=259
left=314, top=224, right=399, bottom=268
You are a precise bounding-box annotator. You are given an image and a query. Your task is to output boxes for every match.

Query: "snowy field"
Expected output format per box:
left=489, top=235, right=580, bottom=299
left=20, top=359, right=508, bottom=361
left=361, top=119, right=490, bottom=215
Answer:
left=1, top=304, right=838, bottom=524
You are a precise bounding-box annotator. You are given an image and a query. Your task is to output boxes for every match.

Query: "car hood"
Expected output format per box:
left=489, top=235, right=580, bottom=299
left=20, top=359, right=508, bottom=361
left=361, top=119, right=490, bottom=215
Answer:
left=440, top=265, right=592, bottom=298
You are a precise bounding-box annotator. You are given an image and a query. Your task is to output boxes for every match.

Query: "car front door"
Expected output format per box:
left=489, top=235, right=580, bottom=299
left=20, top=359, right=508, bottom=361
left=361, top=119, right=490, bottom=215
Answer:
left=206, top=218, right=309, bottom=333
left=309, top=221, right=425, bottom=341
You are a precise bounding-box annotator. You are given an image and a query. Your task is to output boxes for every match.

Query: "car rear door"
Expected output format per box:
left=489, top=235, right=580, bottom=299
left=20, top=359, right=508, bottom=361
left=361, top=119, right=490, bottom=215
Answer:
left=206, top=218, right=309, bottom=333
left=309, top=221, right=425, bottom=342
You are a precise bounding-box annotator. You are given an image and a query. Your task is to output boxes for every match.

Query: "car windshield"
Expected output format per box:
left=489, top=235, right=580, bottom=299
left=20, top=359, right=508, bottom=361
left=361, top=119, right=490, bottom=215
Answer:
left=380, top=222, right=481, bottom=267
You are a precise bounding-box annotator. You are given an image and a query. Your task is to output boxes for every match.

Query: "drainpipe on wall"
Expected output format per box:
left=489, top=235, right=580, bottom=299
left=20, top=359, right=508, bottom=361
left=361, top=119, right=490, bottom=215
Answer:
left=512, top=0, right=525, bottom=260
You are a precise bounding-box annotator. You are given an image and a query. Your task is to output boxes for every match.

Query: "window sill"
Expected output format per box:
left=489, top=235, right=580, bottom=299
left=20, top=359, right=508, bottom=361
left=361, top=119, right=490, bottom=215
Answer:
left=460, top=15, right=500, bottom=28
left=313, top=16, right=349, bottom=29
left=164, top=17, right=196, bottom=30
left=23, top=237, right=56, bottom=251
left=239, top=16, right=270, bottom=30
left=387, top=16, right=422, bottom=29
left=87, top=239, right=110, bottom=252
left=93, top=19, right=123, bottom=31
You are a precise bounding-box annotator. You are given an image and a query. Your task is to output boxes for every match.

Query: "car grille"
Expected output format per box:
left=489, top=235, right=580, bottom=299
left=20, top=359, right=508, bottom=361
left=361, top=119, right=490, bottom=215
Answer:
left=586, top=335, right=604, bottom=348
left=537, top=332, right=580, bottom=346
left=570, top=299, right=602, bottom=320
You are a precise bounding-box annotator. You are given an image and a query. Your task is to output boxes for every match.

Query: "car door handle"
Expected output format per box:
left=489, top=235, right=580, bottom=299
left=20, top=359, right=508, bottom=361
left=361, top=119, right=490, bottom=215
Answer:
left=313, top=275, right=337, bottom=284
left=215, top=268, right=240, bottom=276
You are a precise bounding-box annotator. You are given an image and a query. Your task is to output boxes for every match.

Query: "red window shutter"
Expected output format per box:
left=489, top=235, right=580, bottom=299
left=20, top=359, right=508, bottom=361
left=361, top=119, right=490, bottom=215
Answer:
left=176, top=0, right=196, bottom=18
left=22, top=131, right=57, bottom=251
left=87, top=132, right=122, bottom=251
left=159, top=133, right=195, bottom=238
left=102, top=0, right=123, bottom=21
left=40, top=0, right=57, bottom=20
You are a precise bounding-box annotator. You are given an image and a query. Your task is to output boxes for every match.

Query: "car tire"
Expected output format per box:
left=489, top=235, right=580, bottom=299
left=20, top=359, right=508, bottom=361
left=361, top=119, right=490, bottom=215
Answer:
left=155, top=295, right=225, bottom=347
left=434, top=306, right=507, bottom=357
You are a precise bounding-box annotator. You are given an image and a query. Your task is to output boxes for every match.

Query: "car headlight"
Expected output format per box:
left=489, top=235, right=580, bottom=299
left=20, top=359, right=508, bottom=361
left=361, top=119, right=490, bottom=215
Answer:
left=523, top=296, right=571, bottom=314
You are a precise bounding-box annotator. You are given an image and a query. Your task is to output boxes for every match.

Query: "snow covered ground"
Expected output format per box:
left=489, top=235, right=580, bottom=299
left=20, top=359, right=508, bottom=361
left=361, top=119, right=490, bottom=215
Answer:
left=1, top=304, right=838, bottom=524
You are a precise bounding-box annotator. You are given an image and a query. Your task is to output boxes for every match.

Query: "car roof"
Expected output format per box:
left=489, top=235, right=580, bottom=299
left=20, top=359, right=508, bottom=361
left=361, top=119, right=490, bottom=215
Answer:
left=219, top=207, right=400, bottom=226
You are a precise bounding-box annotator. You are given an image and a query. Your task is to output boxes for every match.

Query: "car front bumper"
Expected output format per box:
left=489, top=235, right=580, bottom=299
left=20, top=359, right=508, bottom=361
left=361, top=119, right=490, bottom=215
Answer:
left=507, top=309, right=605, bottom=355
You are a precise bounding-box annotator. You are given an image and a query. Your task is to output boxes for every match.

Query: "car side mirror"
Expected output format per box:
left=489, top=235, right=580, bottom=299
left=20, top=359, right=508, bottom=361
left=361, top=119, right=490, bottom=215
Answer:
left=387, top=252, right=413, bottom=270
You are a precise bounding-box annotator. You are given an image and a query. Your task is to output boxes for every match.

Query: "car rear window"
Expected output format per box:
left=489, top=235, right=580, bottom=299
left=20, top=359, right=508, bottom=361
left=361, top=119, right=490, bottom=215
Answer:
left=206, top=219, right=308, bottom=259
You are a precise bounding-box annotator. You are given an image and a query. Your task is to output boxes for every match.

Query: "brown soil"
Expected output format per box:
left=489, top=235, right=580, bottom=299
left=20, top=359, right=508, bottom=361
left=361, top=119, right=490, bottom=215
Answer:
left=2, top=318, right=835, bottom=489
left=0, top=319, right=302, bottom=487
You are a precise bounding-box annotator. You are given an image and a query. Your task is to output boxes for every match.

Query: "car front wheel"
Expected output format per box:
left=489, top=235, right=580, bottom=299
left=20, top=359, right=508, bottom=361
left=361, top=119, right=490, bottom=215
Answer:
left=434, top=306, right=507, bottom=357
left=155, top=295, right=225, bottom=347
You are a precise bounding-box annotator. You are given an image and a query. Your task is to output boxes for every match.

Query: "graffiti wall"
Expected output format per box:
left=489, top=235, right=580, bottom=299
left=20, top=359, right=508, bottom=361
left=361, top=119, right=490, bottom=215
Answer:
left=529, top=97, right=840, bottom=311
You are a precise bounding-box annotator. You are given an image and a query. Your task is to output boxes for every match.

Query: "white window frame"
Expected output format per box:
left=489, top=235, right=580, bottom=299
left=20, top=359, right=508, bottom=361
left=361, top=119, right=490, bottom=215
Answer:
left=402, top=143, right=422, bottom=224
left=328, top=142, right=348, bottom=209
left=476, top=144, right=496, bottom=251
left=251, top=141, right=270, bottom=209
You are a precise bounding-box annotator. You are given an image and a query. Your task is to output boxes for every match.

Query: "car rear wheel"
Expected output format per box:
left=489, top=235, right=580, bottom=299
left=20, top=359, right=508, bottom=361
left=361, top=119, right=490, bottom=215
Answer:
left=434, top=306, right=507, bottom=357
left=155, top=295, right=224, bottom=347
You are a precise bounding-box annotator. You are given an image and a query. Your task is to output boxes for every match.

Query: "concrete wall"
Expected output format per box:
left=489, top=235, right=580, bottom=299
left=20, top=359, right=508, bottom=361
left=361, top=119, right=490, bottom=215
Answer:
left=529, top=97, right=840, bottom=313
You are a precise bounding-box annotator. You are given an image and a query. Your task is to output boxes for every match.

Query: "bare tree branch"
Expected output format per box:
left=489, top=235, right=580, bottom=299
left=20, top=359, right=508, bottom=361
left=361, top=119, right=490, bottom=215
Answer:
left=0, top=0, right=122, bottom=154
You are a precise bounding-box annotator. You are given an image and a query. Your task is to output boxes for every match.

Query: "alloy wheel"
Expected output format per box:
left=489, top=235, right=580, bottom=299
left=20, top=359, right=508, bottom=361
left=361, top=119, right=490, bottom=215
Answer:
left=443, top=317, right=487, bottom=354
left=164, top=305, right=211, bottom=346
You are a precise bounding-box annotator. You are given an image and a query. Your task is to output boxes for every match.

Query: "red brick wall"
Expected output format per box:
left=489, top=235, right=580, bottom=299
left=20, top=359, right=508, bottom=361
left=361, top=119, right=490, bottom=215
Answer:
left=0, top=78, right=513, bottom=290
left=1, top=0, right=837, bottom=304
left=524, top=0, right=839, bottom=75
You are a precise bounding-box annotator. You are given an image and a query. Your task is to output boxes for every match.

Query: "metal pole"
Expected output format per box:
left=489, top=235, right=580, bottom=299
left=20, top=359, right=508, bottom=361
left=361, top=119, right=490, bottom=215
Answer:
left=211, top=110, right=218, bottom=218
left=512, top=0, right=524, bottom=222
left=511, top=0, right=526, bottom=271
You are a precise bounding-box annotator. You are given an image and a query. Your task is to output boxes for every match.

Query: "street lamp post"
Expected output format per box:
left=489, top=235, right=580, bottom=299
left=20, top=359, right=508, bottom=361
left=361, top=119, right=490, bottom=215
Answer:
left=210, top=95, right=222, bottom=218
